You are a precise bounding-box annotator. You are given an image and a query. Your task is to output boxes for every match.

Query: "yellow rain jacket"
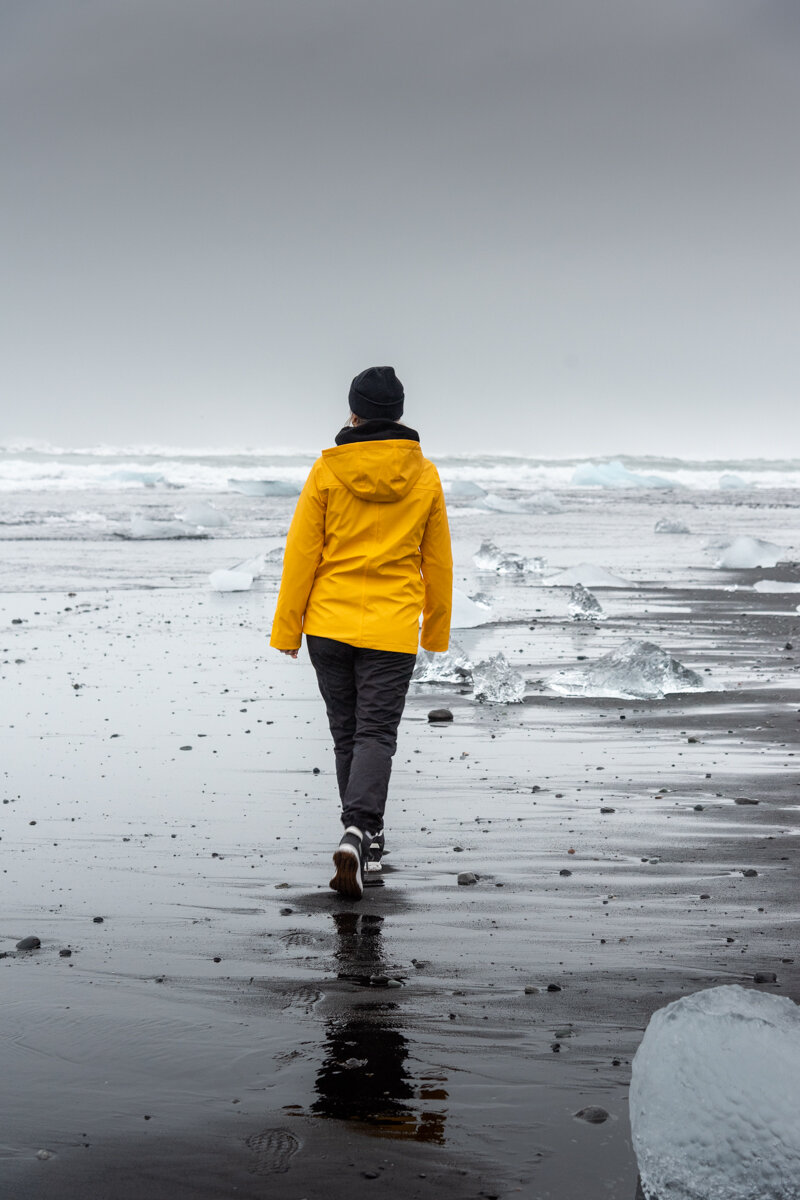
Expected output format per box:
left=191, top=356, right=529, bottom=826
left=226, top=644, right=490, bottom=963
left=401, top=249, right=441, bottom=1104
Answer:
left=270, top=437, right=452, bottom=654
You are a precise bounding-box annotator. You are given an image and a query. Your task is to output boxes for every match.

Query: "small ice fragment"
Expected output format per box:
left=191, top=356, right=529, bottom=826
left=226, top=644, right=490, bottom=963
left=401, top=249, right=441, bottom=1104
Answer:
left=480, top=492, right=526, bottom=513
left=208, top=569, right=254, bottom=592
left=715, top=536, right=786, bottom=569
left=227, top=479, right=300, bottom=496
left=568, top=583, right=606, bottom=622
left=547, top=639, right=704, bottom=700
left=120, top=517, right=208, bottom=539
left=654, top=518, right=691, bottom=534
left=753, top=579, right=800, bottom=593
left=719, top=473, right=748, bottom=490
left=472, top=653, right=525, bottom=703
left=527, top=489, right=564, bottom=513
left=473, top=540, right=545, bottom=575
left=178, top=501, right=229, bottom=528
left=451, top=587, right=492, bottom=629
left=413, top=642, right=473, bottom=683
left=630, top=985, right=800, bottom=1200
left=263, top=544, right=285, bottom=563
left=571, top=460, right=680, bottom=489
left=545, top=563, right=629, bottom=588
left=447, top=480, right=487, bottom=499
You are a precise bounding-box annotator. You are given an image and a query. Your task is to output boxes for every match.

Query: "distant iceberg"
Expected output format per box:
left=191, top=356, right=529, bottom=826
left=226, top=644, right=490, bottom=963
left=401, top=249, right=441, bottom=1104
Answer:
left=209, top=568, right=254, bottom=592
left=451, top=587, right=493, bottom=628
left=447, top=480, right=487, bottom=499
left=547, top=639, right=705, bottom=699
left=654, top=517, right=691, bottom=534
left=719, top=473, right=748, bottom=490
left=228, top=479, right=300, bottom=497
left=715, top=536, right=786, bottom=569
left=116, top=516, right=209, bottom=540
left=571, top=460, right=680, bottom=489
left=545, top=562, right=629, bottom=588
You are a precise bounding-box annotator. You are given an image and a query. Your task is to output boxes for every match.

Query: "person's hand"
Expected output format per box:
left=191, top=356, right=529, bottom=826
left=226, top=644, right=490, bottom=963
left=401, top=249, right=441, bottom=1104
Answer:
left=279, top=648, right=299, bottom=659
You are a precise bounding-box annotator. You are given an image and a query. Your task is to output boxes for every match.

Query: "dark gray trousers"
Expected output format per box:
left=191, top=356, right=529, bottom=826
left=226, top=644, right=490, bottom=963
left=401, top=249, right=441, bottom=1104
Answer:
left=306, top=635, right=416, bottom=837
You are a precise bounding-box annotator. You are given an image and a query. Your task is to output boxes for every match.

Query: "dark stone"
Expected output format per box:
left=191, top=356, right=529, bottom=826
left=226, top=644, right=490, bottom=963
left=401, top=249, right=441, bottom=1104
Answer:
left=694, top=805, right=704, bottom=811
left=280, top=907, right=293, bottom=915
left=559, top=869, right=572, bottom=876
left=92, top=916, right=104, bottom=923
left=742, top=869, right=758, bottom=877
left=600, top=807, right=616, bottom=814
left=427, top=708, right=453, bottom=723
left=734, top=797, right=759, bottom=805
left=754, top=972, right=778, bottom=983
left=179, top=745, right=192, bottom=751
left=16, top=936, right=41, bottom=950
left=574, top=1106, right=610, bottom=1124
left=457, top=872, right=478, bottom=886
left=59, top=948, right=72, bottom=957
left=547, top=983, right=562, bottom=992
left=687, top=736, right=699, bottom=743
left=312, top=767, right=320, bottom=774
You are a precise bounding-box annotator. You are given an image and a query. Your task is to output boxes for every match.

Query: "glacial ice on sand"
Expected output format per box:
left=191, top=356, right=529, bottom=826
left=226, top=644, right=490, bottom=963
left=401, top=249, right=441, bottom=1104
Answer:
left=208, top=568, right=254, bottom=592
left=654, top=517, right=691, bottom=534
left=473, top=540, right=546, bottom=574
left=630, top=985, right=800, bottom=1200
left=569, top=583, right=606, bottom=622
left=451, top=588, right=492, bottom=628
left=545, top=563, right=629, bottom=588
left=227, top=479, right=300, bottom=497
left=118, top=516, right=209, bottom=540
left=715, top=536, right=787, bottom=569
left=571, top=460, right=679, bottom=489
left=178, top=501, right=229, bottom=528
left=546, top=639, right=704, bottom=699
left=480, top=493, right=528, bottom=513
left=413, top=641, right=473, bottom=683
left=472, top=653, right=525, bottom=703
left=447, top=480, right=487, bottom=499
left=719, top=472, right=748, bottom=490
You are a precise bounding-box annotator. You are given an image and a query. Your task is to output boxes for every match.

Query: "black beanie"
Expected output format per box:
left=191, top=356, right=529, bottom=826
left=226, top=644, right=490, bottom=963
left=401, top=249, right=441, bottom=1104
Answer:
left=348, top=365, right=405, bottom=421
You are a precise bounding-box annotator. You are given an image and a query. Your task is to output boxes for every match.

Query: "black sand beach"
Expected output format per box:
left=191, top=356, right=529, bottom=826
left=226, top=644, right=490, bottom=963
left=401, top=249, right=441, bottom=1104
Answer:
left=2, top=487, right=799, bottom=1199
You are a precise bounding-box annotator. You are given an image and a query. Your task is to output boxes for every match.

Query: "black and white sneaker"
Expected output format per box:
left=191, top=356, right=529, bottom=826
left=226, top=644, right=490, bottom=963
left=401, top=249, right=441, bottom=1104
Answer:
left=365, top=829, right=385, bottom=877
left=330, top=826, right=367, bottom=900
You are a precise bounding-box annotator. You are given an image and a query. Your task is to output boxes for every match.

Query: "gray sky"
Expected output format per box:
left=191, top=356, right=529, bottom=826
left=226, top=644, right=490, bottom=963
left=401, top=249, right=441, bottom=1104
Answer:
left=2, top=0, right=799, bottom=457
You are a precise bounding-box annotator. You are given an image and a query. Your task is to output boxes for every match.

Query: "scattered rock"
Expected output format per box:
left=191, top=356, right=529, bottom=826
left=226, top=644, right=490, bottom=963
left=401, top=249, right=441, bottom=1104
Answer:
left=457, top=872, right=478, bottom=886
left=559, top=869, right=572, bottom=877
left=574, top=1106, right=610, bottom=1124
left=312, top=767, right=320, bottom=774
left=279, top=907, right=293, bottom=915
left=741, top=869, right=758, bottom=877
left=16, top=936, right=41, bottom=951
left=687, top=736, right=699, bottom=743
left=734, top=797, right=759, bottom=805
left=36, top=1149, right=53, bottom=1160
left=427, top=708, right=453, bottom=723
left=694, top=805, right=704, bottom=811
left=547, top=983, right=562, bottom=993
left=753, top=972, right=778, bottom=984
left=274, top=882, right=290, bottom=889
left=179, top=745, right=192, bottom=751
left=524, top=985, right=539, bottom=995
left=92, top=916, right=104, bottom=924
left=600, top=807, right=616, bottom=814
left=59, top=948, right=72, bottom=957
left=452, top=845, right=464, bottom=852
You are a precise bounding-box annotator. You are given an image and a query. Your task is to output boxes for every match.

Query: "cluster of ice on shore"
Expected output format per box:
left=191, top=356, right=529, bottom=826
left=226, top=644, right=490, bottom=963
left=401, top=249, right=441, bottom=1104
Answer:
left=630, top=985, right=800, bottom=1200
left=568, top=583, right=606, bottom=622
left=571, top=460, right=680, bottom=489
left=714, top=536, right=787, bottom=569
left=473, top=540, right=546, bottom=575
left=118, top=516, right=210, bottom=540
left=414, top=642, right=525, bottom=703
left=545, top=562, right=629, bottom=588
left=547, top=639, right=704, bottom=699
left=654, top=517, right=691, bottom=534
left=718, top=472, right=748, bottom=490
left=177, top=501, right=229, bottom=528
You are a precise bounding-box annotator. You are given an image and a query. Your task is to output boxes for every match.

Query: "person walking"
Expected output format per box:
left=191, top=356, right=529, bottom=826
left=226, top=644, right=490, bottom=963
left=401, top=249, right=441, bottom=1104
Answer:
left=270, top=366, right=452, bottom=899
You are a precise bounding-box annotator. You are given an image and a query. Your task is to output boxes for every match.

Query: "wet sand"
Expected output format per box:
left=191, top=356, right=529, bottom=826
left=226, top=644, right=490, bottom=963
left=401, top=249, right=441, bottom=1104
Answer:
left=2, top=552, right=799, bottom=1197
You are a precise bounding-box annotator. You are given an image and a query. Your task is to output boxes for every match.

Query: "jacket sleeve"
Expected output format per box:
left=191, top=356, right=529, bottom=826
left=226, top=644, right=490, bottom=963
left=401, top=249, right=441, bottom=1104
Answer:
left=269, top=463, right=326, bottom=650
left=419, top=476, right=453, bottom=652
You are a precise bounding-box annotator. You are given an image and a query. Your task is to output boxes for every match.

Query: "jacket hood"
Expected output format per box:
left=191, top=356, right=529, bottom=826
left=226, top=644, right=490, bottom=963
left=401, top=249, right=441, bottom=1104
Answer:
left=322, top=439, right=425, bottom=503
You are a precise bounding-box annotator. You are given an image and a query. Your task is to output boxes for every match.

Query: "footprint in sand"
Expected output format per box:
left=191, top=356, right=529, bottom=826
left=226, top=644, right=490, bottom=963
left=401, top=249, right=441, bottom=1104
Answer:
left=245, top=1128, right=299, bottom=1174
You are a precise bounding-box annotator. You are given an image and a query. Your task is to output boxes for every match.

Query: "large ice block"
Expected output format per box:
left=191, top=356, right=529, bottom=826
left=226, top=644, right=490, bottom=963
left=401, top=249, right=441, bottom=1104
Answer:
left=630, top=985, right=800, bottom=1200
left=568, top=583, right=606, bottom=621
left=472, top=653, right=525, bottom=703
left=473, top=540, right=545, bottom=574
left=715, top=537, right=786, bottom=569
left=546, top=638, right=704, bottom=699
left=544, top=562, right=629, bottom=588
left=413, top=642, right=473, bottom=683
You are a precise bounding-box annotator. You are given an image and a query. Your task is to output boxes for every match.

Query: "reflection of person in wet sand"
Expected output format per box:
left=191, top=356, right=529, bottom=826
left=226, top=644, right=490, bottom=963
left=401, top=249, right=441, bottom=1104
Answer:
left=311, top=911, right=447, bottom=1142
left=270, top=366, right=452, bottom=900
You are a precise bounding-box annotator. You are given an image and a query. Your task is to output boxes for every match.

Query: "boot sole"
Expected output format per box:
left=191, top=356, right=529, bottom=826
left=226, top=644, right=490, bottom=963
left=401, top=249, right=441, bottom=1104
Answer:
left=330, top=846, right=363, bottom=899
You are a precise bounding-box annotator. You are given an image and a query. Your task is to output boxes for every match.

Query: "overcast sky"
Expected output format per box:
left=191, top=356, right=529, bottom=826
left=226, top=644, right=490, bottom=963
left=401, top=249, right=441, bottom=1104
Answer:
left=2, top=1, right=799, bottom=457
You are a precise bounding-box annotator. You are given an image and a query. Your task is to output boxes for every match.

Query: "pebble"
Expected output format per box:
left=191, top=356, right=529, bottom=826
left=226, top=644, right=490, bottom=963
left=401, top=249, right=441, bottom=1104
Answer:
left=524, top=985, right=539, bottom=995
left=16, top=936, right=41, bottom=951
left=280, top=907, right=293, bottom=915
left=547, top=983, right=562, bottom=993
left=312, top=767, right=320, bottom=774
left=179, top=745, right=192, bottom=751
left=734, top=797, right=759, bottom=805
left=742, top=869, right=758, bottom=877
left=452, top=845, right=464, bottom=852
left=427, top=708, right=453, bottom=723
left=574, top=1106, right=610, bottom=1124
left=457, top=872, right=478, bottom=886
left=600, top=807, right=615, bottom=814
left=59, top=948, right=72, bottom=957
left=36, top=1149, right=52, bottom=1160
left=92, top=916, right=104, bottom=923
left=753, top=972, right=778, bottom=984
left=559, top=869, right=572, bottom=877
left=693, top=805, right=704, bottom=811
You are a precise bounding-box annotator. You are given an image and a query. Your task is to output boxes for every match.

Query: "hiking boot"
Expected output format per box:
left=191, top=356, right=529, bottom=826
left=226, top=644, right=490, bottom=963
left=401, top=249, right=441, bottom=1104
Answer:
left=330, top=826, right=367, bottom=900
left=365, top=829, right=385, bottom=876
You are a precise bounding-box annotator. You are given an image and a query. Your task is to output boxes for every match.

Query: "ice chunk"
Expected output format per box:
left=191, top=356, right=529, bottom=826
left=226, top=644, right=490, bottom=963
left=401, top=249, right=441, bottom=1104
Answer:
left=111, top=469, right=168, bottom=487
left=753, top=579, right=800, bottom=593
left=473, top=540, right=545, bottom=575
left=228, top=479, right=300, bottom=497
left=545, top=562, right=629, bottom=588
left=208, top=569, right=254, bottom=592
left=654, top=517, right=691, bottom=534
left=472, top=653, right=525, bottom=703
left=480, top=492, right=527, bottom=513
left=630, top=985, right=800, bottom=1200
left=547, top=638, right=704, bottom=699
left=451, top=588, right=493, bottom=628
left=178, top=501, right=229, bottom=528
left=715, top=536, right=786, bottom=569
left=571, top=460, right=680, bottom=489
left=118, top=517, right=209, bottom=539
left=719, top=472, right=748, bottom=490
left=527, top=489, right=564, bottom=513
left=568, top=583, right=606, bottom=622
left=447, top=480, right=487, bottom=499
left=413, top=642, right=473, bottom=683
